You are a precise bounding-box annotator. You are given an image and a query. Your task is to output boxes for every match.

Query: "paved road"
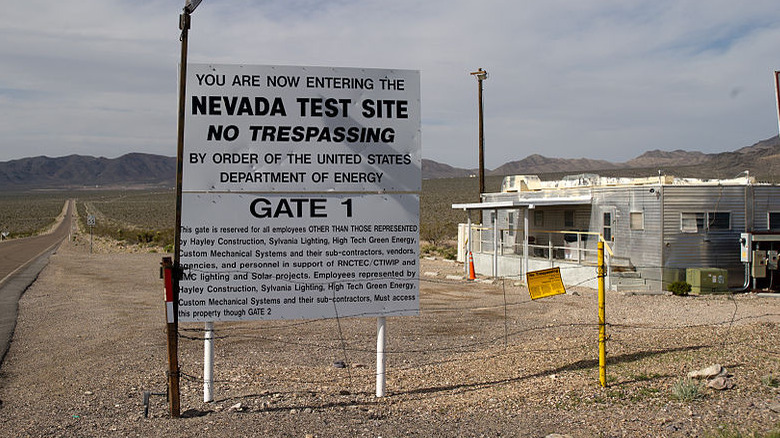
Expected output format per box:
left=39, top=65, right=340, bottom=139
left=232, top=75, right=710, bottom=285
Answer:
left=0, top=200, right=73, bottom=362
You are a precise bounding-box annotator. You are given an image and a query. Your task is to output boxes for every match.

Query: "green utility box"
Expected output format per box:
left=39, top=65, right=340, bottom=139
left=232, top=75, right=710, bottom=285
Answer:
left=662, top=268, right=685, bottom=290
left=686, top=268, right=728, bottom=294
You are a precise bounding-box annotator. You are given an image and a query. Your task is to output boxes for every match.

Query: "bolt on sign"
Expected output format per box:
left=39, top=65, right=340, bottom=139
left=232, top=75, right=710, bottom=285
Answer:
left=526, top=267, right=566, bottom=300
left=179, top=64, right=421, bottom=322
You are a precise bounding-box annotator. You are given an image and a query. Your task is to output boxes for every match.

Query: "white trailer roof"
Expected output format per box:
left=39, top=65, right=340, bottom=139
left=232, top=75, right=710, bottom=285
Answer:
left=452, top=195, right=592, bottom=210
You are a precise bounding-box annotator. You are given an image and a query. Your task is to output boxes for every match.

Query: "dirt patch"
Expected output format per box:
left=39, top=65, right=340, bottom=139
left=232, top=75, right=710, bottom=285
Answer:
left=0, top=241, right=778, bottom=437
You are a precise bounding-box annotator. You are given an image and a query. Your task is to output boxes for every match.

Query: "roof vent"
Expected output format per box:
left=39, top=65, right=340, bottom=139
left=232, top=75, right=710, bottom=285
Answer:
left=501, top=175, right=541, bottom=192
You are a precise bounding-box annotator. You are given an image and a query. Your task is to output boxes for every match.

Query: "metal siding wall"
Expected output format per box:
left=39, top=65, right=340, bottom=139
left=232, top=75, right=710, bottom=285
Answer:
left=626, top=187, right=663, bottom=269
left=753, top=186, right=779, bottom=230
left=589, top=187, right=662, bottom=269
left=662, top=186, right=746, bottom=285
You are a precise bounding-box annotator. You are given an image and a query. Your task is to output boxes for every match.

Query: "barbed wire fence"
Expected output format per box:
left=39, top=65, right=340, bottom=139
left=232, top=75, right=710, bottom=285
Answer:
left=167, top=269, right=780, bottom=406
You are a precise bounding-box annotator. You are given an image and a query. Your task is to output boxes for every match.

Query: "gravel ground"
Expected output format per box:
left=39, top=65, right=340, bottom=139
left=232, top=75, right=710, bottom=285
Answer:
left=0, top=232, right=779, bottom=437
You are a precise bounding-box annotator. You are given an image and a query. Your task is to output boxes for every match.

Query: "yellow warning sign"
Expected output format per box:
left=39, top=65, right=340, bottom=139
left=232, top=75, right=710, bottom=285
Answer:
left=526, top=267, right=566, bottom=300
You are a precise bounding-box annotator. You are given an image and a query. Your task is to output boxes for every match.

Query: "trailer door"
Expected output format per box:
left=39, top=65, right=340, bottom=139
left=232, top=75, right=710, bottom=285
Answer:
left=602, top=207, right=616, bottom=249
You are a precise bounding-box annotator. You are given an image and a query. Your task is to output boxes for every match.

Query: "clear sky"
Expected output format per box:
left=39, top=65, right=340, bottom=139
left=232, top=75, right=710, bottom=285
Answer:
left=2, top=0, right=780, bottom=168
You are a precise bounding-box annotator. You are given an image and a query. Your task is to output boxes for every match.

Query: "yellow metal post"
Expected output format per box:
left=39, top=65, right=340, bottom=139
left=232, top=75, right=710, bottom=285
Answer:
left=598, top=240, right=607, bottom=387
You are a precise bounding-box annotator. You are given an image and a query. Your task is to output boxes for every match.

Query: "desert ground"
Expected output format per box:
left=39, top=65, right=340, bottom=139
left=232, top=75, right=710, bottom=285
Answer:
left=0, top=232, right=778, bottom=437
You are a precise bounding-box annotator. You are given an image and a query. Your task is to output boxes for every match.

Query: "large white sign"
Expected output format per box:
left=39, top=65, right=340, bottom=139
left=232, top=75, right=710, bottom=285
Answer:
left=184, top=64, right=421, bottom=193
left=179, top=64, right=421, bottom=322
left=178, top=193, right=419, bottom=321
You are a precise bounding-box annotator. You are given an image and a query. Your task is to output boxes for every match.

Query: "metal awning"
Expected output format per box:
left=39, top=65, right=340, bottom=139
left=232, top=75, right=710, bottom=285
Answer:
left=452, top=195, right=592, bottom=210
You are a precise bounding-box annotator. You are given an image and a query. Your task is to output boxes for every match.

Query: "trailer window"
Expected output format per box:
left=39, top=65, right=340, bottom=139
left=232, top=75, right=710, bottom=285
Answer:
left=681, top=212, right=730, bottom=232
left=630, top=212, right=644, bottom=231
left=681, top=212, right=704, bottom=233
left=707, top=212, right=730, bottom=231
left=564, top=210, right=575, bottom=228
left=770, top=212, right=780, bottom=230
left=603, top=212, right=612, bottom=241
left=534, top=210, right=544, bottom=227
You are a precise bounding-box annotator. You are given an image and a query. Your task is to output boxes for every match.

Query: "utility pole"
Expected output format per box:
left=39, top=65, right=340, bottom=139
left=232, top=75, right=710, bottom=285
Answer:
left=166, top=0, right=203, bottom=419
left=470, top=68, right=488, bottom=201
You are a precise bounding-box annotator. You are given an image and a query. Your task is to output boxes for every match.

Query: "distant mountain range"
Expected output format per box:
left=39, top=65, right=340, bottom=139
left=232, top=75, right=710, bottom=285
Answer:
left=1, top=136, right=779, bottom=190
left=423, top=135, right=780, bottom=181
left=0, top=153, right=175, bottom=189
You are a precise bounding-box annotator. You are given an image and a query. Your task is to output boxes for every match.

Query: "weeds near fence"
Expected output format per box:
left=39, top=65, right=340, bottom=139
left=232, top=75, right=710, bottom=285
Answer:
left=761, top=374, right=779, bottom=389
left=670, top=378, right=706, bottom=401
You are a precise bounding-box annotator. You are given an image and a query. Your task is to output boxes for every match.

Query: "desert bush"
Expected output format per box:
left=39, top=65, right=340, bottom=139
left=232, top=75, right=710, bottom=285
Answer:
left=76, top=190, right=175, bottom=248
left=62, top=175, right=499, bottom=250
left=761, top=374, right=779, bottom=389
left=670, top=378, right=705, bottom=401
left=421, top=243, right=457, bottom=260
left=420, top=176, right=502, bottom=243
left=421, top=221, right=454, bottom=246
left=669, top=281, right=692, bottom=296
left=0, top=192, right=69, bottom=238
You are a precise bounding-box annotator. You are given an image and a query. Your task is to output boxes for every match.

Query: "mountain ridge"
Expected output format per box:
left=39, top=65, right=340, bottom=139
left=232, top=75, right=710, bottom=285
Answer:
left=424, top=135, right=780, bottom=181
left=2, top=135, right=779, bottom=189
left=0, top=153, right=176, bottom=189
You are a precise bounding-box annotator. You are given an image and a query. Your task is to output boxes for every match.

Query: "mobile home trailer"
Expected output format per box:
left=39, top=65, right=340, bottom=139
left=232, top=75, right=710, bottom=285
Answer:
left=454, top=174, right=780, bottom=292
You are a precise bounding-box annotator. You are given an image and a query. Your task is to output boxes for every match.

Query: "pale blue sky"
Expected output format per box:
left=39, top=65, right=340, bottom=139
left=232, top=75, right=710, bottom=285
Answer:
left=1, top=0, right=780, bottom=168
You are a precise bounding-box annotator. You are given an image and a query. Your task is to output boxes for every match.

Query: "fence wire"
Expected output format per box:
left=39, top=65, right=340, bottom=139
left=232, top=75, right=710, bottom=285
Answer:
left=169, top=274, right=780, bottom=398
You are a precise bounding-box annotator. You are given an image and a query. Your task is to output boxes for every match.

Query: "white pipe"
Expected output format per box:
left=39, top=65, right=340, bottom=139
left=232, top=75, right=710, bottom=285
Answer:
left=376, top=317, right=386, bottom=397
left=493, top=209, right=498, bottom=277
left=466, top=215, right=472, bottom=277
left=523, top=208, right=529, bottom=280
left=577, top=234, right=582, bottom=263
left=204, top=321, right=214, bottom=403
left=548, top=239, right=553, bottom=267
